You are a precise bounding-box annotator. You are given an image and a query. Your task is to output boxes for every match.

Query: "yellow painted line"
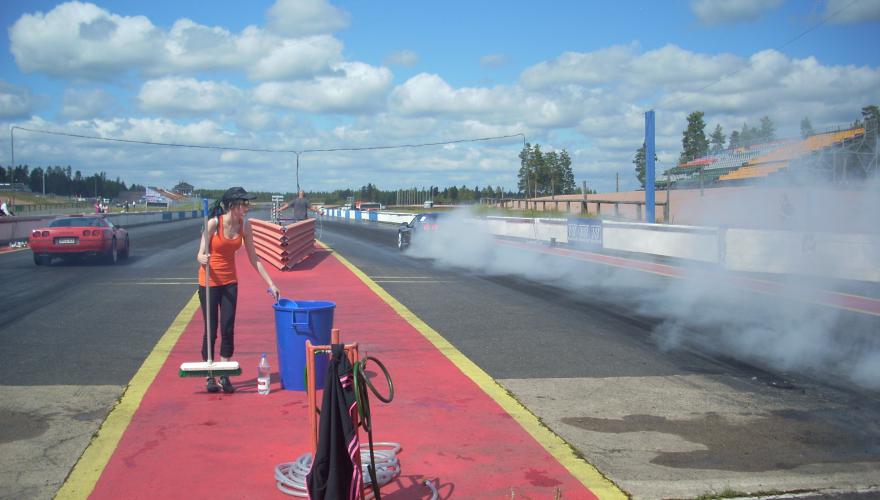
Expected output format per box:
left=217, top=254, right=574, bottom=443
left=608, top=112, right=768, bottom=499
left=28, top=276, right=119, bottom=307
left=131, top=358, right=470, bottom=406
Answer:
left=372, top=280, right=455, bottom=284
left=317, top=241, right=627, bottom=500
left=0, top=246, right=29, bottom=254
left=369, top=276, right=435, bottom=279
left=55, top=293, right=200, bottom=499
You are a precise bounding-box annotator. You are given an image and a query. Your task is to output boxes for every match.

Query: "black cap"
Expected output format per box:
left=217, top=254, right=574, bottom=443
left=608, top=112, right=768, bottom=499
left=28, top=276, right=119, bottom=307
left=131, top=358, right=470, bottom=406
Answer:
left=221, top=186, right=256, bottom=202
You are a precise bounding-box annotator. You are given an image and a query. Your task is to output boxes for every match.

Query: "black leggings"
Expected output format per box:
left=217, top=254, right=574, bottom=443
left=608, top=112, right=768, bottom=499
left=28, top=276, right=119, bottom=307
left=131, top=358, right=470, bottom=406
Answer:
left=198, top=283, right=238, bottom=361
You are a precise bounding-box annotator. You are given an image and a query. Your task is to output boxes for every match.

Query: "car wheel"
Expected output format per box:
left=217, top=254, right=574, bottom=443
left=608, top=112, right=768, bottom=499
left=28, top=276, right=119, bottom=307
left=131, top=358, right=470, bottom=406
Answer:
left=33, top=254, right=50, bottom=266
left=397, top=232, right=406, bottom=250
left=120, top=236, right=130, bottom=260
left=106, top=238, right=118, bottom=264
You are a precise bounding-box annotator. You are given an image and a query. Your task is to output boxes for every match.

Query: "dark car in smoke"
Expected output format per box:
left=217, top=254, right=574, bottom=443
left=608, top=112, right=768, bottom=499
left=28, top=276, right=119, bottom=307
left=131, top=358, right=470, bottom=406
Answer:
left=398, top=212, right=445, bottom=250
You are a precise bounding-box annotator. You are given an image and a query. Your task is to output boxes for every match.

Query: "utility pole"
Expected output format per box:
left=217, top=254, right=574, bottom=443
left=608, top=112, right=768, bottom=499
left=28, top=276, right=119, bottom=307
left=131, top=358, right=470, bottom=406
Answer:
left=9, top=127, right=15, bottom=211
left=666, top=169, right=672, bottom=223
left=645, top=110, right=656, bottom=224
left=616, top=172, right=619, bottom=192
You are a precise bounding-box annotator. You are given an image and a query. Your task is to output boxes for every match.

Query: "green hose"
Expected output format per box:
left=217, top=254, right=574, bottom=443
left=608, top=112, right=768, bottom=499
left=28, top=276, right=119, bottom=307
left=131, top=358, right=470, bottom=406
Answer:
left=353, top=356, right=394, bottom=499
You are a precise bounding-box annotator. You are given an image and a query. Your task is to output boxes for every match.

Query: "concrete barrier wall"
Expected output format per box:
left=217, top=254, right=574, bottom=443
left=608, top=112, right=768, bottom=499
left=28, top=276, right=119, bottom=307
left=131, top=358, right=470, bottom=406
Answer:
left=320, top=209, right=879, bottom=283
left=603, top=222, right=721, bottom=263
left=0, top=210, right=204, bottom=245
left=725, top=229, right=880, bottom=283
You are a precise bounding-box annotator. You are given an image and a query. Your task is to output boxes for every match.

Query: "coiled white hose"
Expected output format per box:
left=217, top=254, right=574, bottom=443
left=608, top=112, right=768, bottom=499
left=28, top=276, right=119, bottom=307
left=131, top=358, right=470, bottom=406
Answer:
left=274, top=442, right=437, bottom=499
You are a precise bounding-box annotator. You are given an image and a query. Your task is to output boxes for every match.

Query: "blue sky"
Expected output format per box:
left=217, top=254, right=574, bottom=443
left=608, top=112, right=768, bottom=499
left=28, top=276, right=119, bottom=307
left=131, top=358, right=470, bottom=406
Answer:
left=1, top=0, right=878, bottom=194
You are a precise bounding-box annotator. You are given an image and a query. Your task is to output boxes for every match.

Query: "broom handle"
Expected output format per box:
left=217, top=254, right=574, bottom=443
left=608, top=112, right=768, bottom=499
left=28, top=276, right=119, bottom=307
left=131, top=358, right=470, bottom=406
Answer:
left=203, top=198, right=214, bottom=366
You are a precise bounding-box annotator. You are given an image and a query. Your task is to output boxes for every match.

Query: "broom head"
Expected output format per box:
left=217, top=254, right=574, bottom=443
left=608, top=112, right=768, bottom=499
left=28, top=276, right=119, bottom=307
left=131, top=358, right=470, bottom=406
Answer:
left=179, top=361, right=242, bottom=377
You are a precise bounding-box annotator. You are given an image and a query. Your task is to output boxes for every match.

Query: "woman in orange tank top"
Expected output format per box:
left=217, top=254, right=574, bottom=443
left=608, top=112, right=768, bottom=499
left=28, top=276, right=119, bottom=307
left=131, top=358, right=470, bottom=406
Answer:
left=197, top=186, right=280, bottom=393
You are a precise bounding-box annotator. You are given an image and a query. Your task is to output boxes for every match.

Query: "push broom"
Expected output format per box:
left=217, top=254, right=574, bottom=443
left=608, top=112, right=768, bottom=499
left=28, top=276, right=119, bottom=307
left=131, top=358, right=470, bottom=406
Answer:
left=179, top=198, right=242, bottom=378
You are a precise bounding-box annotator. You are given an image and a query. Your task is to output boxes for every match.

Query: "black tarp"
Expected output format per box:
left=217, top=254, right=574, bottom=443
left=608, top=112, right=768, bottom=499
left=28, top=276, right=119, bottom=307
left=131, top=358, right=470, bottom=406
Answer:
left=307, top=344, right=361, bottom=500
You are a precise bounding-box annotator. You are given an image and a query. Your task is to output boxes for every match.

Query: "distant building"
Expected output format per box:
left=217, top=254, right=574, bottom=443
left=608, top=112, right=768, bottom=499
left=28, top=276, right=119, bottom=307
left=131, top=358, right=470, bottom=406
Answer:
left=0, top=182, right=31, bottom=192
left=173, top=181, right=194, bottom=196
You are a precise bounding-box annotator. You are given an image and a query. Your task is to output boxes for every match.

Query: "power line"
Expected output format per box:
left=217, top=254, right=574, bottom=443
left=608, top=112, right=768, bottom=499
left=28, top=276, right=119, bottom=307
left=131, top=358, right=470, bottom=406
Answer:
left=10, top=126, right=526, bottom=192
left=10, top=125, right=524, bottom=155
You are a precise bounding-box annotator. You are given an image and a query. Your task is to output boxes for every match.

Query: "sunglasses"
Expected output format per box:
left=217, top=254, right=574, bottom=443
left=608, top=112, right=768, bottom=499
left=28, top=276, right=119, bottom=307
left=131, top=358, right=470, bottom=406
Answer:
left=233, top=199, right=250, bottom=207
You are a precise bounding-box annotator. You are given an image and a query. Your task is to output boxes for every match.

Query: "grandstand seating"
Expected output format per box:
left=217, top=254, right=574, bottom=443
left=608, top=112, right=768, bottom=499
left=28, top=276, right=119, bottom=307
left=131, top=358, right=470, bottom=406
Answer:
left=719, top=128, right=865, bottom=181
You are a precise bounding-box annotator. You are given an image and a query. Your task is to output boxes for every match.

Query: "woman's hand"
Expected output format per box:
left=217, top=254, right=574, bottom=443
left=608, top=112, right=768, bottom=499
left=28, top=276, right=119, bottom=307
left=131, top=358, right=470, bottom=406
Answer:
left=268, top=284, right=280, bottom=302
left=197, top=252, right=210, bottom=265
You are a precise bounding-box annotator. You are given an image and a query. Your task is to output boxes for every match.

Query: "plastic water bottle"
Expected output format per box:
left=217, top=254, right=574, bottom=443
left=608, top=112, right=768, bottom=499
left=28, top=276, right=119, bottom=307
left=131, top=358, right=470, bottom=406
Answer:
left=257, top=353, right=271, bottom=395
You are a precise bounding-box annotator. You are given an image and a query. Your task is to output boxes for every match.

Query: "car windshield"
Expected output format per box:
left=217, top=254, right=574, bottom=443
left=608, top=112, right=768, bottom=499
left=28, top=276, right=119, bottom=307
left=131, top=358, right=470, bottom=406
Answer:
left=416, top=214, right=442, bottom=223
left=49, top=217, right=106, bottom=228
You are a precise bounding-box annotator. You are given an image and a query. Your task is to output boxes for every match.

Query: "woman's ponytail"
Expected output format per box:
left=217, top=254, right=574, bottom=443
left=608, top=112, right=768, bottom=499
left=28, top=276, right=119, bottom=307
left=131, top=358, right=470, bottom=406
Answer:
left=209, top=198, right=225, bottom=218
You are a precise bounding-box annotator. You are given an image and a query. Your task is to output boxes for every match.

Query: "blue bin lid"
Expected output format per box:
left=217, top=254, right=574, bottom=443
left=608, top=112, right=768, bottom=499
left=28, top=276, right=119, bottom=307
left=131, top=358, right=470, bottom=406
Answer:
left=273, top=299, right=336, bottom=312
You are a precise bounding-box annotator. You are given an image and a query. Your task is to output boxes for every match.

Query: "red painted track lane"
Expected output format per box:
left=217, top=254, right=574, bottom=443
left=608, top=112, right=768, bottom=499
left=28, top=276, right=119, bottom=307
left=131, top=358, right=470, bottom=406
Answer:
left=88, top=248, right=599, bottom=499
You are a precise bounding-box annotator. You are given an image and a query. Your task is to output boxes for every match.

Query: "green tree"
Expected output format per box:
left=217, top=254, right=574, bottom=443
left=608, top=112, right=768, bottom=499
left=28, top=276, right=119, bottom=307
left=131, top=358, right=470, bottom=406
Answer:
left=532, top=145, right=547, bottom=195
left=545, top=150, right=559, bottom=195
left=862, top=104, right=879, bottom=138
left=633, top=142, right=656, bottom=189
left=709, top=124, right=726, bottom=154
left=679, top=111, right=709, bottom=163
left=729, top=130, right=741, bottom=149
left=559, top=149, right=576, bottom=194
left=800, top=117, right=815, bottom=139
left=517, top=143, right=533, bottom=195
left=758, top=116, right=776, bottom=142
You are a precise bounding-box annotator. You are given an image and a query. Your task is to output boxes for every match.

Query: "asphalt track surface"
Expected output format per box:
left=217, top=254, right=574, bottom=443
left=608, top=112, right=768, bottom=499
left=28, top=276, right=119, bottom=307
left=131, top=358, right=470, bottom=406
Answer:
left=314, top=217, right=880, bottom=499
left=2, top=212, right=880, bottom=499
left=0, top=215, right=206, bottom=499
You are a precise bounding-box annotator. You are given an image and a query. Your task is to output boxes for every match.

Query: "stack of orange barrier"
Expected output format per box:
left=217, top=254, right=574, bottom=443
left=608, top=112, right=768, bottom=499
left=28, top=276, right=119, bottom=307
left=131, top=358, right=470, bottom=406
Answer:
left=249, top=218, right=315, bottom=270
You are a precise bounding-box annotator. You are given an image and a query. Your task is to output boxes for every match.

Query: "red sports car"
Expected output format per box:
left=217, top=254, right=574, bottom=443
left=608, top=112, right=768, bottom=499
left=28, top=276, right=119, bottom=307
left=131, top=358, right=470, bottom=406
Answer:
left=28, top=214, right=130, bottom=265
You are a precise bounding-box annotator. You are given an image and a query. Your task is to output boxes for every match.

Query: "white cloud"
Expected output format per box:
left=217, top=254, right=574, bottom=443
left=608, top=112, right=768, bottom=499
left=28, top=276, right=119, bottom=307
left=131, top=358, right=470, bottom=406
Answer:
left=9, top=1, right=161, bottom=79
left=480, top=54, right=508, bottom=68
left=3, top=0, right=879, bottom=195
left=266, top=0, right=350, bottom=37
left=250, top=35, right=343, bottom=80
left=384, top=50, right=419, bottom=67
left=520, top=44, right=637, bottom=89
left=0, top=80, right=36, bottom=119
left=9, top=2, right=348, bottom=83
left=161, top=18, right=247, bottom=73
left=826, top=0, right=880, bottom=23
left=691, top=0, right=784, bottom=26
left=138, top=77, right=244, bottom=114
left=254, top=62, right=393, bottom=113
left=60, top=88, right=116, bottom=119
left=390, top=73, right=581, bottom=128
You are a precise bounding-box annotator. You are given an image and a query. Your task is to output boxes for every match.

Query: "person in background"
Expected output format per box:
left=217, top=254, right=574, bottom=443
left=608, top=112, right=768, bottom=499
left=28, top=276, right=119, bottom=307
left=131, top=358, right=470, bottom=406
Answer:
left=0, top=199, right=12, bottom=216
left=197, top=186, right=281, bottom=393
left=279, top=190, right=310, bottom=222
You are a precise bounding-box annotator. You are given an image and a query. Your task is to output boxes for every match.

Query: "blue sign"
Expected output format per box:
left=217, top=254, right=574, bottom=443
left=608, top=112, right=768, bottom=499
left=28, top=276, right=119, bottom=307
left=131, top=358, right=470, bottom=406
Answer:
left=567, top=218, right=603, bottom=248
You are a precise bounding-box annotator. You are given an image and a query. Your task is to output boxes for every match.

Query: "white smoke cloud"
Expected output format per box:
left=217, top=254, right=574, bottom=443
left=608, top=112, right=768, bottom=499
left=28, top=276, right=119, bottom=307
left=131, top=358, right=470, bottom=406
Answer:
left=406, top=204, right=880, bottom=391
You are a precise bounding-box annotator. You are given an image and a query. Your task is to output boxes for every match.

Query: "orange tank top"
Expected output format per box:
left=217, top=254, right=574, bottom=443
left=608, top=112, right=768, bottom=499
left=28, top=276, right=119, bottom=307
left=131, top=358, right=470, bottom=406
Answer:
left=198, top=216, right=243, bottom=286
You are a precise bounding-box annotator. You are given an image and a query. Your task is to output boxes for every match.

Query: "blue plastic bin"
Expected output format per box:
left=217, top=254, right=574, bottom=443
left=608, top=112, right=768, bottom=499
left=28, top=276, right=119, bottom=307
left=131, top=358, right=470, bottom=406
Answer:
left=272, top=299, right=335, bottom=391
